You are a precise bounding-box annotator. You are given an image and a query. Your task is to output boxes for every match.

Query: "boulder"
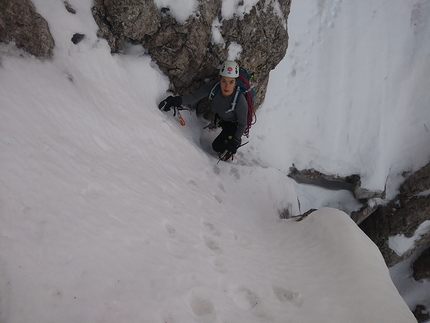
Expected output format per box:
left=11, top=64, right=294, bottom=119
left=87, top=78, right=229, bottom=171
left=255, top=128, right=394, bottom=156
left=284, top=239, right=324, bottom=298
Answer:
left=92, top=0, right=161, bottom=55
left=0, top=0, right=55, bottom=59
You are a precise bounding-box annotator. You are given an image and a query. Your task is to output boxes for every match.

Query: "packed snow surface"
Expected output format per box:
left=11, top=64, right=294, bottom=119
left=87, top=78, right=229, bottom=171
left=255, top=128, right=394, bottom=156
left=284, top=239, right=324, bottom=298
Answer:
left=1, top=0, right=429, bottom=322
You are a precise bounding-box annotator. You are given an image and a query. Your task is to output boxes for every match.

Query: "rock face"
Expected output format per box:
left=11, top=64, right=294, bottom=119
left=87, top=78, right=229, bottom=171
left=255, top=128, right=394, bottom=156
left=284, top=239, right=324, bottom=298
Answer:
left=0, top=0, right=55, bottom=59
left=92, top=0, right=291, bottom=114
left=360, top=161, right=430, bottom=268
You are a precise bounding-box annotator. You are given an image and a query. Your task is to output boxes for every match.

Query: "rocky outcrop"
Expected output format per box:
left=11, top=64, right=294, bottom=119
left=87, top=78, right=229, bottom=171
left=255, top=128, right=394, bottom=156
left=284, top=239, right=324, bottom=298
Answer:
left=288, top=165, right=361, bottom=193
left=92, top=0, right=161, bottom=55
left=92, top=0, right=291, bottom=114
left=360, top=161, right=430, bottom=267
left=0, top=0, right=55, bottom=59
left=287, top=165, right=387, bottom=201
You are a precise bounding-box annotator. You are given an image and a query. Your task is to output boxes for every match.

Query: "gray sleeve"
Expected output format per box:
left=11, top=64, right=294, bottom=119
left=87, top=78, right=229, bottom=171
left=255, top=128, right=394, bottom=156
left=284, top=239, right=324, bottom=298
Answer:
left=181, top=81, right=217, bottom=106
left=234, top=95, right=248, bottom=140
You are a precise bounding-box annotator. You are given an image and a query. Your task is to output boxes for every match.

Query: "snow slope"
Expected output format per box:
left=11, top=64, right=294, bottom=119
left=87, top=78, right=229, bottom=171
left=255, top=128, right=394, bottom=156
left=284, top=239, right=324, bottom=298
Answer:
left=0, top=0, right=426, bottom=322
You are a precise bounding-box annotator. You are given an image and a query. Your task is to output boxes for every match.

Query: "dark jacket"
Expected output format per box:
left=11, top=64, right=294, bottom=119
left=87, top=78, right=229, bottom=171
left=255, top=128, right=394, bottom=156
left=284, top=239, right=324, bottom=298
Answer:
left=181, top=81, right=248, bottom=141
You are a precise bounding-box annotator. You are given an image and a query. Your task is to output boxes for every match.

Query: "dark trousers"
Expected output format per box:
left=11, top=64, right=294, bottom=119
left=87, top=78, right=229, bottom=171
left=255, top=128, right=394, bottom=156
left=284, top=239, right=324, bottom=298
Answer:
left=212, top=121, right=238, bottom=153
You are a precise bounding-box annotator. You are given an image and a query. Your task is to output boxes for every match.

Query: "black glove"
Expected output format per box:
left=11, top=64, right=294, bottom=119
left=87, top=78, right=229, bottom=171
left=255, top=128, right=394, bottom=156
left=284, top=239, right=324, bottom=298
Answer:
left=158, top=96, right=182, bottom=111
left=225, top=137, right=241, bottom=154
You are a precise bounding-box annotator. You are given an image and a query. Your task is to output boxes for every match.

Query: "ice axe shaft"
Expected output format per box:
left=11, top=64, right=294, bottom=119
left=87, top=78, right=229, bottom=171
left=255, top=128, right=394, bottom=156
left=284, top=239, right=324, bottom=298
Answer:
left=173, top=106, right=190, bottom=126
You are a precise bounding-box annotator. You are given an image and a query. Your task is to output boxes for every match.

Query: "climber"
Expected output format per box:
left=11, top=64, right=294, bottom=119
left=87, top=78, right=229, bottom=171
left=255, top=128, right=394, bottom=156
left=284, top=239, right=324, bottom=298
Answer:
left=158, top=60, right=248, bottom=161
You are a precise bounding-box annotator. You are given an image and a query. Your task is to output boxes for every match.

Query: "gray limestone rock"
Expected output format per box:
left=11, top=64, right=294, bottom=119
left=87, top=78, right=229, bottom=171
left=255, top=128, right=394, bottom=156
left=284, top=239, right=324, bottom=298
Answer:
left=0, top=0, right=55, bottom=59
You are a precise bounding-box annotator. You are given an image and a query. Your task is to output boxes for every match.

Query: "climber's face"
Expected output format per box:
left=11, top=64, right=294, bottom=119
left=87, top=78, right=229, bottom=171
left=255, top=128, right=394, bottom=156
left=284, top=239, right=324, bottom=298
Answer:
left=220, top=77, right=236, bottom=97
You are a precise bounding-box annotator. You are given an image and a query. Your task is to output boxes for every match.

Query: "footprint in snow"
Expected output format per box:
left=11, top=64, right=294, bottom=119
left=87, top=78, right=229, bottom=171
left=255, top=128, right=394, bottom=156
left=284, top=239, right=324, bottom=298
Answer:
left=162, top=220, right=190, bottom=241
left=163, top=220, right=176, bottom=236
left=213, top=165, right=220, bottom=174
left=187, top=179, right=198, bottom=187
left=232, top=232, right=253, bottom=250
left=272, top=285, right=304, bottom=307
left=209, top=256, right=227, bottom=273
left=214, top=195, right=222, bottom=203
left=201, top=219, right=220, bottom=236
left=163, top=220, right=189, bottom=258
left=201, top=234, right=222, bottom=254
left=159, top=313, right=176, bottom=323
left=188, top=289, right=216, bottom=318
left=219, top=279, right=267, bottom=317
left=229, top=167, right=240, bottom=180
left=217, top=182, right=226, bottom=192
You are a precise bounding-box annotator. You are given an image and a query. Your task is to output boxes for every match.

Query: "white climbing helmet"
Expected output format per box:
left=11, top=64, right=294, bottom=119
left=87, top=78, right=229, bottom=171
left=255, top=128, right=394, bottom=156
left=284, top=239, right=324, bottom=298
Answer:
left=219, top=60, right=239, bottom=78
